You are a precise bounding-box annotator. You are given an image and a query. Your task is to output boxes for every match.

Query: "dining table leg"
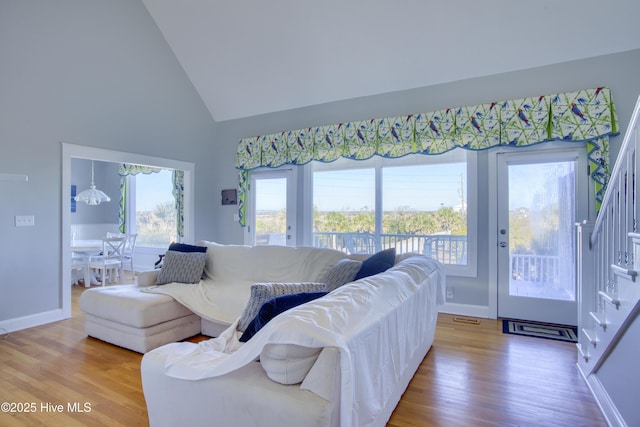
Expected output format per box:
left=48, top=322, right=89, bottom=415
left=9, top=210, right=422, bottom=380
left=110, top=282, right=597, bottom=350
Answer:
left=84, top=265, right=92, bottom=288
left=85, top=266, right=102, bottom=286
left=71, top=242, right=104, bottom=287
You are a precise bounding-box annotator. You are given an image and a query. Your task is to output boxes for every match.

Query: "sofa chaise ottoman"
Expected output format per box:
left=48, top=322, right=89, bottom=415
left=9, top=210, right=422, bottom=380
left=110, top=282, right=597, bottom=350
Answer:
left=79, top=284, right=201, bottom=353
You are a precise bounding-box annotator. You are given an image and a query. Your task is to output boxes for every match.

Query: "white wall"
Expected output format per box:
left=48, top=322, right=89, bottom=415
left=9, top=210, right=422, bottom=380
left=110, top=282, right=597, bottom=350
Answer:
left=213, top=49, right=640, bottom=309
left=596, top=313, right=640, bottom=426
left=0, top=0, right=217, bottom=327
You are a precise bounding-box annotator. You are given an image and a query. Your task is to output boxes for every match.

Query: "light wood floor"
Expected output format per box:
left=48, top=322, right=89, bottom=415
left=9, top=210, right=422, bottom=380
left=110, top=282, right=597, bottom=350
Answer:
left=0, top=283, right=606, bottom=427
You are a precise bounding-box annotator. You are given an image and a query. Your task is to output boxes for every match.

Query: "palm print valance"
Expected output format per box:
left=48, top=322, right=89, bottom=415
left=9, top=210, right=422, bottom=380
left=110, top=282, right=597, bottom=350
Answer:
left=235, top=87, right=618, bottom=226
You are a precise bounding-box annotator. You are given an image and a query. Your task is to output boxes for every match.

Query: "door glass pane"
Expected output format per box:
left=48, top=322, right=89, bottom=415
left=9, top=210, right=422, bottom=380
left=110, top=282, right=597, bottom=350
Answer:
left=508, top=161, right=575, bottom=301
left=312, top=168, right=375, bottom=253
left=255, top=178, right=287, bottom=245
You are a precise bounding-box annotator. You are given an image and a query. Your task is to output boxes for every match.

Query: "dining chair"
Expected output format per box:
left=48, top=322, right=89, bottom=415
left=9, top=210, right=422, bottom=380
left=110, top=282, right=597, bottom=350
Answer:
left=342, top=233, right=380, bottom=254
left=88, top=236, right=126, bottom=285
left=122, top=233, right=137, bottom=274
left=71, top=253, right=88, bottom=286
left=106, top=232, right=137, bottom=277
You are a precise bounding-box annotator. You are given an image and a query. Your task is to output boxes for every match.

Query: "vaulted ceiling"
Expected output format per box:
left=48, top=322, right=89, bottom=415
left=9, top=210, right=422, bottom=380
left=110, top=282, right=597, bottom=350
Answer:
left=142, top=1, right=640, bottom=122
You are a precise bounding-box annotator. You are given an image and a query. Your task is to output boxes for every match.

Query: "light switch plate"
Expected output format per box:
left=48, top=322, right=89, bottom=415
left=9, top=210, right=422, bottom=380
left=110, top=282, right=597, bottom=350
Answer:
left=15, top=215, right=35, bottom=227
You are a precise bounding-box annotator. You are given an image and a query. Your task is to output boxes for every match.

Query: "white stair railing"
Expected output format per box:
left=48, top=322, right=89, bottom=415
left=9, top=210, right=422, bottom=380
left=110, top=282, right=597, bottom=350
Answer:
left=577, top=94, right=640, bottom=376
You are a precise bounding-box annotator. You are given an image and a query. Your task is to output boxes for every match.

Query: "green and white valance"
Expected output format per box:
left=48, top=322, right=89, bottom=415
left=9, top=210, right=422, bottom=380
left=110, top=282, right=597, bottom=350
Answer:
left=118, top=164, right=185, bottom=238
left=235, top=87, right=618, bottom=226
left=172, top=169, right=185, bottom=239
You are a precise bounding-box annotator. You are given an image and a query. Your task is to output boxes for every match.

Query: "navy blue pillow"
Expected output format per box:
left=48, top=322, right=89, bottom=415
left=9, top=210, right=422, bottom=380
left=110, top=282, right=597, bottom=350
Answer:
left=239, top=292, right=327, bottom=342
left=354, top=248, right=396, bottom=280
left=168, top=242, right=207, bottom=253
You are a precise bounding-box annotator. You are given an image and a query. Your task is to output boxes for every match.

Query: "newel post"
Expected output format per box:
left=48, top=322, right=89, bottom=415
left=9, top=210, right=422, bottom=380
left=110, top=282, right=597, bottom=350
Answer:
left=576, top=221, right=595, bottom=363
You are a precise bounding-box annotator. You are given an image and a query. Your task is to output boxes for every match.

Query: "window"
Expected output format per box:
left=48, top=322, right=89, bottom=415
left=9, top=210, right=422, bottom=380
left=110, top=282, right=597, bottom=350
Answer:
left=310, top=150, right=476, bottom=276
left=313, top=166, right=375, bottom=252
left=129, top=169, right=178, bottom=248
left=382, top=161, right=467, bottom=264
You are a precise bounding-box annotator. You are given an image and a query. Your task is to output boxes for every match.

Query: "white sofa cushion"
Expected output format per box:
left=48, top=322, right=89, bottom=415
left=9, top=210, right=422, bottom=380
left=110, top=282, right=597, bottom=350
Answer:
left=237, top=282, right=326, bottom=332
left=260, top=343, right=322, bottom=385
left=84, top=313, right=201, bottom=353
left=79, top=284, right=194, bottom=328
left=199, top=241, right=346, bottom=283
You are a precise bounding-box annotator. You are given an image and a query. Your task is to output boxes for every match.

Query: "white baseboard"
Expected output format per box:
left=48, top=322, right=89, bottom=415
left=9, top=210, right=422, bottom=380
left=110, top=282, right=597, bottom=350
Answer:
left=578, top=367, right=627, bottom=427
left=0, top=309, right=69, bottom=333
left=439, top=302, right=492, bottom=319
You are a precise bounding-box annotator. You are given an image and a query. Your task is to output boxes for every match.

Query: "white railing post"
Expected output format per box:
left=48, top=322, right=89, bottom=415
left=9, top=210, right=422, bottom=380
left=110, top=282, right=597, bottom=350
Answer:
left=576, top=221, right=595, bottom=364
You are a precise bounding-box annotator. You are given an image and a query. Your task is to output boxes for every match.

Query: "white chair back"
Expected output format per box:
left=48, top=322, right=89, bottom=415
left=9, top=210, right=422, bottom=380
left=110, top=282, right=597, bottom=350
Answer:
left=102, top=236, right=126, bottom=260
left=107, top=232, right=137, bottom=272
left=89, top=236, right=127, bottom=285
left=123, top=233, right=137, bottom=272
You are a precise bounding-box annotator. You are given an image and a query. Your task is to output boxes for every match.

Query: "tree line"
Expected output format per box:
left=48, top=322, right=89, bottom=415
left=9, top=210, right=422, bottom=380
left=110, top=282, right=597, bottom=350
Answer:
left=257, top=206, right=467, bottom=236
left=136, top=200, right=177, bottom=246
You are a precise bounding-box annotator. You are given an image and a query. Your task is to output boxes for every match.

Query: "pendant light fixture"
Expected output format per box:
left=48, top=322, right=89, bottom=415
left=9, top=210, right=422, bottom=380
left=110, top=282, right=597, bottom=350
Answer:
left=74, top=160, right=111, bottom=206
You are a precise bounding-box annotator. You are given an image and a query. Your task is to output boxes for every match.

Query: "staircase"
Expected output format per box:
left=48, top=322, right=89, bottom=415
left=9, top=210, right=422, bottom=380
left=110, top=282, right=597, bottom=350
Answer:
left=576, top=95, right=640, bottom=427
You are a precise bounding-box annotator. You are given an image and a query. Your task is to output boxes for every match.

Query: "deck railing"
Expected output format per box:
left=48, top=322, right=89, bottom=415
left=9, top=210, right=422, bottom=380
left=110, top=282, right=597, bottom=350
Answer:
left=311, top=232, right=470, bottom=265
left=510, top=254, right=560, bottom=283
left=260, top=231, right=562, bottom=284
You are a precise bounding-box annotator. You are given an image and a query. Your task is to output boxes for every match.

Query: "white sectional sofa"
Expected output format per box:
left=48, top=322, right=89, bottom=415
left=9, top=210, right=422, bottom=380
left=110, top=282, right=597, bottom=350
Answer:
left=80, top=241, right=445, bottom=426
left=79, top=242, right=347, bottom=352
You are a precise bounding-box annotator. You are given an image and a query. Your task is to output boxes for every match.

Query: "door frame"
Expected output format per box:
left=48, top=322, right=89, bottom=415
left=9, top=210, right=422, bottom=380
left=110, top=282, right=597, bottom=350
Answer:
left=488, top=142, right=592, bottom=320
left=61, top=143, right=195, bottom=318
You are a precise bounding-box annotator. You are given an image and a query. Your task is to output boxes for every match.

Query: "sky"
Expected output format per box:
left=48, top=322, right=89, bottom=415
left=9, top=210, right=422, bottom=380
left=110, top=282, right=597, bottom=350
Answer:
left=256, top=162, right=467, bottom=212
left=508, top=161, right=574, bottom=210
left=136, top=159, right=574, bottom=214
left=135, top=169, right=174, bottom=211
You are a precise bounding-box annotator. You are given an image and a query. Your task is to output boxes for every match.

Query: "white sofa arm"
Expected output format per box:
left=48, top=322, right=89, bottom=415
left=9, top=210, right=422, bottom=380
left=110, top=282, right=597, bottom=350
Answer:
left=137, top=270, right=160, bottom=287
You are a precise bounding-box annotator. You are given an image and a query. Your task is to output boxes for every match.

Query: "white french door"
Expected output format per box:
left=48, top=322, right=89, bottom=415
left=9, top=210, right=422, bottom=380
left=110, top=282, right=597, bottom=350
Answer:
left=246, top=169, right=296, bottom=246
left=496, top=147, right=588, bottom=326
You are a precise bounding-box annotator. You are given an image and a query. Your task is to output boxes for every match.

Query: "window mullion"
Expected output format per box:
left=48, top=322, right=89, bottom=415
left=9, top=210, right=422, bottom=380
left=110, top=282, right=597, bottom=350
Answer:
left=126, top=175, right=136, bottom=235
left=375, top=164, right=383, bottom=244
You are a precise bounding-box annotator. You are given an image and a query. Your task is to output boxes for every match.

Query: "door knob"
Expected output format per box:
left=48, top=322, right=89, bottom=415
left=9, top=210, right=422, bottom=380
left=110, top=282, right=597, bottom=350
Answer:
left=499, top=242, right=507, bottom=248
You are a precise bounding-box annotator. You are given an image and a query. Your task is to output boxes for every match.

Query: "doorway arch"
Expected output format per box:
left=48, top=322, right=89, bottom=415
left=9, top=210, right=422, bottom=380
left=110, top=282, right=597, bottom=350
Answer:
left=61, top=143, right=195, bottom=318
